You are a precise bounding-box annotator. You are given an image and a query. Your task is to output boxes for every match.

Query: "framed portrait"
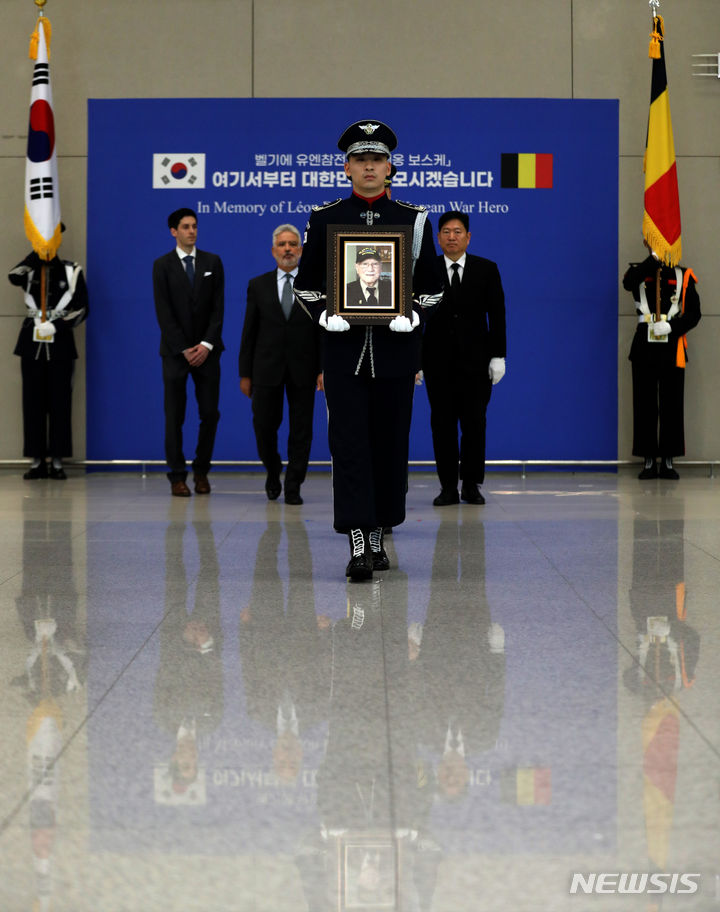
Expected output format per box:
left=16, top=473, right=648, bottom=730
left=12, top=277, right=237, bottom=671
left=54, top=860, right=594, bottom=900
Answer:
left=335, top=832, right=403, bottom=911
left=326, top=225, right=413, bottom=325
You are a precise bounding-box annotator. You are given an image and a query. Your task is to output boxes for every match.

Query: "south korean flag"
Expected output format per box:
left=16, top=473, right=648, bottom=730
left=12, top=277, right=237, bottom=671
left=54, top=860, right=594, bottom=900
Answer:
left=153, top=153, right=206, bottom=189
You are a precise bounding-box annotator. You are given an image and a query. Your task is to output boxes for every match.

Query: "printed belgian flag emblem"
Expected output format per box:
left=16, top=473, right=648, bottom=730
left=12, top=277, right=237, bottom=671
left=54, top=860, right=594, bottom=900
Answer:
left=499, top=766, right=552, bottom=804
left=501, top=153, right=553, bottom=189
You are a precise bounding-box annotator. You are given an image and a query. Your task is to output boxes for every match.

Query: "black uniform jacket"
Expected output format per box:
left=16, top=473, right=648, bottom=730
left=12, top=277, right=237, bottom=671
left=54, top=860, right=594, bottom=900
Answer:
left=422, top=252, right=506, bottom=376
left=238, top=269, right=321, bottom=386
left=152, top=249, right=225, bottom=357
left=294, top=193, right=443, bottom=378
left=9, top=252, right=88, bottom=360
left=623, top=255, right=700, bottom=368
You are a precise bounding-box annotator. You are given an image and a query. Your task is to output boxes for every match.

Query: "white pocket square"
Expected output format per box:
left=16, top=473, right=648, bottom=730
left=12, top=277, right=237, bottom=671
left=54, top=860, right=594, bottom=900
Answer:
left=203, top=271, right=212, bottom=277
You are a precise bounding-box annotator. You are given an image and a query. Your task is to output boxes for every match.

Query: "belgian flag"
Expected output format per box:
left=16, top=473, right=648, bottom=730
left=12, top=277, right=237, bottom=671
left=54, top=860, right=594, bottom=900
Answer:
left=643, top=14, right=682, bottom=266
left=500, top=153, right=553, bottom=189
left=499, top=766, right=552, bottom=805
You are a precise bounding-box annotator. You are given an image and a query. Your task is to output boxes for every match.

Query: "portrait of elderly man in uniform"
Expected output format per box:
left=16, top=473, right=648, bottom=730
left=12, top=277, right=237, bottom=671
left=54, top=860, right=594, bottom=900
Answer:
left=344, top=246, right=393, bottom=311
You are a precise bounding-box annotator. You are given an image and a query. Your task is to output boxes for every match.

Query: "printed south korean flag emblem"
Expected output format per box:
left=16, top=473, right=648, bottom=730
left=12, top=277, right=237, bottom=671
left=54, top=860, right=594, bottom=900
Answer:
left=153, top=153, right=206, bottom=188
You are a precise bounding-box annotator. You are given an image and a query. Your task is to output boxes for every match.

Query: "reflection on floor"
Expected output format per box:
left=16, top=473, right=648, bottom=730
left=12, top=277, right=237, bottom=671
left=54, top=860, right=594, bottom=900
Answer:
left=0, top=469, right=718, bottom=911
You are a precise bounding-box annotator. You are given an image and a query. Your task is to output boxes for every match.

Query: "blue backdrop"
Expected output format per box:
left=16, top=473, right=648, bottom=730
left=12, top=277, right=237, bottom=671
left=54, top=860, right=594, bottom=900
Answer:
left=86, top=98, right=618, bottom=468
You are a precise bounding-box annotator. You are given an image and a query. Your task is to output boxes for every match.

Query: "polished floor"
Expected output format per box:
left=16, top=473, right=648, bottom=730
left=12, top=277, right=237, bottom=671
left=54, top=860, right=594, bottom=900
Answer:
left=1, top=467, right=719, bottom=912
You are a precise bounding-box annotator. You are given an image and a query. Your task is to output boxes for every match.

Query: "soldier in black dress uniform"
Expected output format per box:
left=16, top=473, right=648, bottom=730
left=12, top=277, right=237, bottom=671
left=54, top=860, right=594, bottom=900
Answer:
left=622, top=247, right=700, bottom=479
left=9, top=250, right=89, bottom=479
left=294, top=120, right=443, bottom=581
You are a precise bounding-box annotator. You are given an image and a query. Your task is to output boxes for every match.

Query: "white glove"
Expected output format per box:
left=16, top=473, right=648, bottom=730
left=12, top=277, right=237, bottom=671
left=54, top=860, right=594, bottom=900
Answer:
left=488, top=357, right=505, bottom=384
left=389, top=311, right=419, bottom=332
left=487, top=622, right=505, bottom=654
left=34, top=317, right=56, bottom=338
left=652, top=320, right=671, bottom=336
left=319, top=311, right=350, bottom=332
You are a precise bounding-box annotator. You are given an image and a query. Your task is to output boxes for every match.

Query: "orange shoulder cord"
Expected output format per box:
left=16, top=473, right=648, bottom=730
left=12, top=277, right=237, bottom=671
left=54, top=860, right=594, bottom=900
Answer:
left=675, top=268, right=697, bottom=368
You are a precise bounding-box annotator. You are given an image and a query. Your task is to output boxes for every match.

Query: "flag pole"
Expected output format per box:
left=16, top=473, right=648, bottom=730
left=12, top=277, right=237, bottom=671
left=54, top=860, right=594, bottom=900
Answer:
left=33, top=0, right=50, bottom=323
left=649, top=0, right=663, bottom=318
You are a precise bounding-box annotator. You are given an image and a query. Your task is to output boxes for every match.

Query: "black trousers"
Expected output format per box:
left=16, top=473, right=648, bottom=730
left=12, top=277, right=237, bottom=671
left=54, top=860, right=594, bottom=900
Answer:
left=424, top=369, right=492, bottom=489
left=162, top=353, right=221, bottom=480
left=20, top=355, right=74, bottom=458
left=631, top=361, right=685, bottom=457
left=251, top=376, right=316, bottom=491
left=323, top=370, right=415, bottom=533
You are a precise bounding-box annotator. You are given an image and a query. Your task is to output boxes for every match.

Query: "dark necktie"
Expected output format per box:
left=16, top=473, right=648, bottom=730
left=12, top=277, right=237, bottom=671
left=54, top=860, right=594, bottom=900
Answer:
left=366, top=285, right=378, bottom=306
left=281, top=273, right=293, bottom=319
left=183, top=255, right=195, bottom=285
left=450, top=262, right=461, bottom=292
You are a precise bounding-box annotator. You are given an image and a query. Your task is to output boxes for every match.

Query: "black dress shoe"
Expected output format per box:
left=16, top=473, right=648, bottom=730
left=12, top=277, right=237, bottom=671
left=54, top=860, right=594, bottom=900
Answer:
left=23, top=462, right=48, bottom=480
left=433, top=488, right=459, bottom=506
left=368, top=527, right=390, bottom=571
left=461, top=483, right=485, bottom=505
left=659, top=458, right=679, bottom=480
left=284, top=490, right=303, bottom=505
left=265, top=475, right=282, bottom=500
left=638, top=460, right=658, bottom=480
left=48, top=465, right=67, bottom=480
left=346, top=529, right=373, bottom=581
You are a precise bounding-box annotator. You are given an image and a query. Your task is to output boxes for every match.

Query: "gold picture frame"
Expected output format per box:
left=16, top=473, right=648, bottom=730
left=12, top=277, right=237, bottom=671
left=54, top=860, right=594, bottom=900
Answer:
left=335, top=831, right=402, bottom=911
left=326, top=225, right=413, bottom=325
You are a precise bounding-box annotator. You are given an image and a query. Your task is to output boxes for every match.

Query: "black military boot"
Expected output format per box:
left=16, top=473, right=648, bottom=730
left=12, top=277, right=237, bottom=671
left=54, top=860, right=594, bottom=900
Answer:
left=638, top=457, right=658, bottom=479
left=368, top=526, right=389, bottom=571
left=346, top=529, right=373, bottom=582
left=659, top=456, right=679, bottom=480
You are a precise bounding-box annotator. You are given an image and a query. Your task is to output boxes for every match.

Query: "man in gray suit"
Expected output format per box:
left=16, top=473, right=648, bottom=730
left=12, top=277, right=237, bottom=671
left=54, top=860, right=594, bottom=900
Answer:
left=153, top=208, right=225, bottom=497
left=239, top=224, right=322, bottom=505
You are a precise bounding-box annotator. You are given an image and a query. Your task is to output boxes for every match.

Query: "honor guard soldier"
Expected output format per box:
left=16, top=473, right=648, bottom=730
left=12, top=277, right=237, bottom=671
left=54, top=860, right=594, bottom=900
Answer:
left=294, top=120, right=443, bottom=581
left=623, top=245, right=700, bottom=479
left=9, top=246, right=89, bottom=479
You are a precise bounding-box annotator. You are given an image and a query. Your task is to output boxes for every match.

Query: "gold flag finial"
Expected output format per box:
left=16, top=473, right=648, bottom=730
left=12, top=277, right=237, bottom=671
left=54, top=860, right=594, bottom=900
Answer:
left=34, top=0, right=48, bottom=9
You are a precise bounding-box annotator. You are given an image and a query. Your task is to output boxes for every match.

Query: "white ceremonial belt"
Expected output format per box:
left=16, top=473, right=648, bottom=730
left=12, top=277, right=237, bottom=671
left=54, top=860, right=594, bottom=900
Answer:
left=638, top=313, right=667, bottom=324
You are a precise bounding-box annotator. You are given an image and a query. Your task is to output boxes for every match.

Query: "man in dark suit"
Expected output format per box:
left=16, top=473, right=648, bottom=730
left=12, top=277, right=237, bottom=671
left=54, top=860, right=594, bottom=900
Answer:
left=239, top=224, right=322, bottom=505
left=344, top=247, right=392, bottom=312
left=152, top=208, right=224, bottom=497
left=422, top=211, right=506, bottom=506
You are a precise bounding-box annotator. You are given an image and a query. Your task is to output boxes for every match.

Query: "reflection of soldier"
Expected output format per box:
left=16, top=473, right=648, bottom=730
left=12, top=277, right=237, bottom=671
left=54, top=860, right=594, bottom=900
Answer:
left=12, top=514, right=85, bottom=698
left=623, top=513, right=700, bottom=876
left=10, top=510, right=85, bottom=910
left=624, top=517, right=699, bottom=698
left=153, top=522, right=224, bottom=795
left=295, top=574, right=440, bottom=912
left=417, top=520, right=506, bottom=801
left=239, top=522, right=331, bottom=783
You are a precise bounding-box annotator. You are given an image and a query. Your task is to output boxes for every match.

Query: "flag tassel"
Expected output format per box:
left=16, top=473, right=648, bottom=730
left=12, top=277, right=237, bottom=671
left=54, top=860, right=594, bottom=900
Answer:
left=29, top=16, right=51, bottom=61
left=649, top=15, right=663, bottom=59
